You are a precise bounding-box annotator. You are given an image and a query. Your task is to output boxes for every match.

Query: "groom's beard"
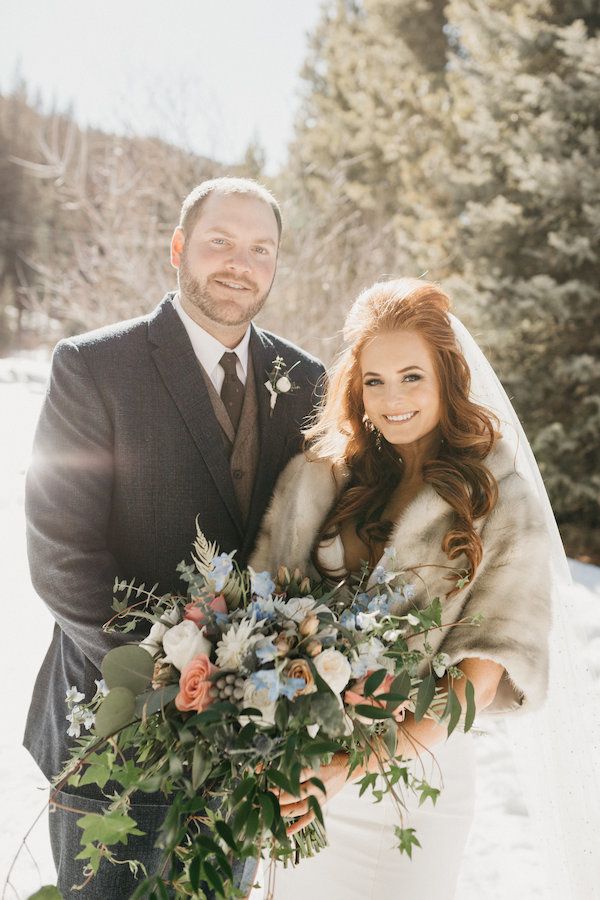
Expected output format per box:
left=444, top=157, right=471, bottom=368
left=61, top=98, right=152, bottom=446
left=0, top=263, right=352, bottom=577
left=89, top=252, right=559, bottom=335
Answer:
left=178, top=250, right=272, bottom=328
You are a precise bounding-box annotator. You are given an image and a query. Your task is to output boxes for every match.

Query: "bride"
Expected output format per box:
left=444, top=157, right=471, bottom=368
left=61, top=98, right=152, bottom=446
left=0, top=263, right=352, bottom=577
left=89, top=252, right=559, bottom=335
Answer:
left=249, top=277, right=555, bottom=898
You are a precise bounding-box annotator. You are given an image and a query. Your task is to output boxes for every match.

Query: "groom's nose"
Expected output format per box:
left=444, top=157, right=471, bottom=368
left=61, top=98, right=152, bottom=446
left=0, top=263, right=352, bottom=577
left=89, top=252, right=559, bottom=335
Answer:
left=224, top=245, right=253, bottom=273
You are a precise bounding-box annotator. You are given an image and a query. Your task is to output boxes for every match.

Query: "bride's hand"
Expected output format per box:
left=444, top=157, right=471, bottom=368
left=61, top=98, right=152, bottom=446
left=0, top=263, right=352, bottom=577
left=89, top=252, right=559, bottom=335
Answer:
left=274, top=752, right=349, bottom=836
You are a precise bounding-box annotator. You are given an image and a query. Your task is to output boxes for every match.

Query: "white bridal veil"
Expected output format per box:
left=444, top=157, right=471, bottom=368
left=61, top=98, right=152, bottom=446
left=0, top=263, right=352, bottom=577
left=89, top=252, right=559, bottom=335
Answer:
left=451, top=315, right=600, bottom=899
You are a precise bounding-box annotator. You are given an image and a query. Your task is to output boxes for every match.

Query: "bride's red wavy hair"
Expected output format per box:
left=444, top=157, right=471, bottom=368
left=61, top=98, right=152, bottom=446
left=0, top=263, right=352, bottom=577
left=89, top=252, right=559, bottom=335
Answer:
left=305, top=278, right=501, bottom=584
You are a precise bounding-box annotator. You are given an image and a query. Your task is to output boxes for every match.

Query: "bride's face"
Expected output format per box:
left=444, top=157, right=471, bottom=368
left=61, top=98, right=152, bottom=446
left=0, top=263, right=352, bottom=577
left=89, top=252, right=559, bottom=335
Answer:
left=360, top=330, right=441, bottom=449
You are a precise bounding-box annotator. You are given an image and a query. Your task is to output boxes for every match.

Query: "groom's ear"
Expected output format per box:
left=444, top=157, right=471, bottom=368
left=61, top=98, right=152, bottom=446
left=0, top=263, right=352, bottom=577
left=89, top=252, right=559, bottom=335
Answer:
left=170, top=227, right=185, bottom=269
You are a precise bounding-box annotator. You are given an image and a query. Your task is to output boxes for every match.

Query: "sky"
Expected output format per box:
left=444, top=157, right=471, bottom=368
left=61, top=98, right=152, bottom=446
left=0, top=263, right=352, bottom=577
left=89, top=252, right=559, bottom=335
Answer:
left=0, top=0, right=325, bottom=174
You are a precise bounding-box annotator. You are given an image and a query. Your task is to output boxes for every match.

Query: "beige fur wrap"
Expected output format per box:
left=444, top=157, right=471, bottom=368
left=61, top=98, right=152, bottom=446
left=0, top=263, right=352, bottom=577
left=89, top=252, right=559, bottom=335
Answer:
left=250, top=439, right=552, bottom=714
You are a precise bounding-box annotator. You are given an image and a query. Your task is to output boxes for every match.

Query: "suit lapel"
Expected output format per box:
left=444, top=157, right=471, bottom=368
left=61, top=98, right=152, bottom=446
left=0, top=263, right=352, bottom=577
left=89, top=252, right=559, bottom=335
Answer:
left=147, top=296, right=243, bottom=539
left=243, top=326, right=289, bottom=550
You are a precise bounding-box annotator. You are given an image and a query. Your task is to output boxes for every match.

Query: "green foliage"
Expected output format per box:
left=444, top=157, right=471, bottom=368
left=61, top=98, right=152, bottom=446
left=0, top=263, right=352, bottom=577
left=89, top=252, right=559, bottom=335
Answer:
left=77, top=809, right=145, bottom=847
left=102, top=645, right=154, bottom=695
left=54, top=529, right=481, bottom=896
left=93, top=686, right=136, bottom=738
left=464, top=679, right=476, bottom=733
left=394, top=826, right=422, bottom=859
left=76, top=749, right=115, bottom=790
left=414, top=674, right=436, bottom=722
left=446, top=0, right=600, bottom=538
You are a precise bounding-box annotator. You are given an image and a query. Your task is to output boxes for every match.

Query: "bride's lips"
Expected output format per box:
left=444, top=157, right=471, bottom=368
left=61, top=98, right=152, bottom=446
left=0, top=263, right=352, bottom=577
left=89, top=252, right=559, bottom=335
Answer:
left=383, top=411, right=418, bottom=423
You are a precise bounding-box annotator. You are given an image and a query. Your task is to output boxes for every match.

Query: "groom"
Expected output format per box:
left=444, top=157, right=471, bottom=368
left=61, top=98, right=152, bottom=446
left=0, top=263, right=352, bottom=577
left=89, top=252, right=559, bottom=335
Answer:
left=24, top=177, right=325, bottom=896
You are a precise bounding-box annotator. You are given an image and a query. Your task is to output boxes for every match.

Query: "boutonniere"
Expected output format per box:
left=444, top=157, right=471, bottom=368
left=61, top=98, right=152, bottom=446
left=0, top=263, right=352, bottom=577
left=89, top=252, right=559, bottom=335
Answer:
left=264, top=356, right=300, bottom=415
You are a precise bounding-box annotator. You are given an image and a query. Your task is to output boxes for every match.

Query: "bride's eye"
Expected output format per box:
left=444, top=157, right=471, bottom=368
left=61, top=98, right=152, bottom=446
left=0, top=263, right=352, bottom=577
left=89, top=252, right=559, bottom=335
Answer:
left=403, top=373, right=422, bottom=383
left=364, top=378, right=383, bottom=387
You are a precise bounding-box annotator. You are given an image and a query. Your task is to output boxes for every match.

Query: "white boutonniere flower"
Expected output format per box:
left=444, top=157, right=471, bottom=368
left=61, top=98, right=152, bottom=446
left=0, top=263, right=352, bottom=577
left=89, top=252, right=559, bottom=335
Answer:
left=264, top=355, right=300, bottom=415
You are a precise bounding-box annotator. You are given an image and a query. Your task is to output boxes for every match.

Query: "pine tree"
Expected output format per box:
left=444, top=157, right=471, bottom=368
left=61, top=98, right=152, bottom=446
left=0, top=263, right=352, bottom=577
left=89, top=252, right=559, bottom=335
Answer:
left=286, top=0, right=456, bottom=281
left=445, top=0, right=600, bottom=542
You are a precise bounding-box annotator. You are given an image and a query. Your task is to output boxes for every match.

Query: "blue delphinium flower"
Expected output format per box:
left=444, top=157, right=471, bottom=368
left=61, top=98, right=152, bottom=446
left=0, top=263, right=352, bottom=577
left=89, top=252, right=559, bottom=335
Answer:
left=340, top=610, right=357, bottom=631
left=249, top=596, right=276, bottom=622
left=250, top=669, right=281, bottom=701
left=210, top=553, right=234, bottom=591
left=254, top=636, right=278, bottom=663
left=279, top=676, right=306, bottom=700
left=250, top=668, right=306, bottom=701
left=368, top=595, right=391, bottom=616
left=373, top=564, right=397, bottom=585
left=403, top=583, right=416, bottom=601
left=354, top=592, right=371, bottom=612
left=251, top=570, right=276, bottom=599
left=351, top=637, right=388, bottom=678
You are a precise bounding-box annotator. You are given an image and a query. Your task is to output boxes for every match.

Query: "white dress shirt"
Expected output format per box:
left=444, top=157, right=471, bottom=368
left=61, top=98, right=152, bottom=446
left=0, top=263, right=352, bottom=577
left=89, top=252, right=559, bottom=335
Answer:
left=173, top=293, right=251, bottom=392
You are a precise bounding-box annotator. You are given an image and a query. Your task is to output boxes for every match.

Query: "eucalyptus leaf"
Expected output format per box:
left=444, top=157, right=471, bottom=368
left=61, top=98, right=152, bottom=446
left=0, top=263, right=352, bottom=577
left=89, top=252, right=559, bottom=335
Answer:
left=464, top=679, right=476, bottom=732
left=414, top=673, right=436, bottom=722
left=363, top=668, right=387, bottom=696
left=135, top=684, right=179, bottom=718
left=307, top=795, right=325, bottom=826
left=215, top=819, right=239, bottom=852
left=305, top=739, right=343, bottom=755
left=259, top=791, right=278, bottom=831
left=188, top=855, right=201, bottom=892
left=232, top=777, right=256, bottom=806
left=390, top=671, right=411, bottom=700
left=353, top=704, right=392, bottom=720
left=101, top=645, right=154, bottom=695
left=192, top=744, right=212, bottom=790
left=383, top=719, right=398, bottom=759
left=93, top=686, right=136, bottom=737
left=445, top=688, right=462, bottom=736
left=244, top=807, right=260, bottom=842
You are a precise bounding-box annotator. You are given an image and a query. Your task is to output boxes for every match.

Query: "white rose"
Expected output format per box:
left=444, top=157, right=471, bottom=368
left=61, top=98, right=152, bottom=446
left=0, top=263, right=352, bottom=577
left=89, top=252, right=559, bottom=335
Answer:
left=241, top=681, right=277, bottom=727
left=161, top=620, right=212, bottom=671
left=313, top=648, right=351, bottom=695
left=140, top=621, right=169, bottom=655
left=140, top=606, right=181, bottom=656
left=275, top=375, right=291, bottom=393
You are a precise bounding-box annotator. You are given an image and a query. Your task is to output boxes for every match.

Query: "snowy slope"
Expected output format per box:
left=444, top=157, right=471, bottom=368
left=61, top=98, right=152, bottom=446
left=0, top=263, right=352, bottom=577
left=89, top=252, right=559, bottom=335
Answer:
left=1, top=357, right=598, bottom=899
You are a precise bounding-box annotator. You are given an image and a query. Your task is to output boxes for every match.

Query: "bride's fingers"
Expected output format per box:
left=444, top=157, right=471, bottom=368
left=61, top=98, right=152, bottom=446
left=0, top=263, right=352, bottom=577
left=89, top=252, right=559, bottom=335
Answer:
left=280, top=799, right=309, bottom=818
left=277, top=777, right=322, bottom=806
left=286, top=810, right=315, bottom=836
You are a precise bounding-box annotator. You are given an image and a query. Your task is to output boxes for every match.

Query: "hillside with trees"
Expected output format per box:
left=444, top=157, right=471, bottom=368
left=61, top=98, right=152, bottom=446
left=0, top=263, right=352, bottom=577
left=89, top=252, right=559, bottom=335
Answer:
left=1, top=0, right=598, bottom=558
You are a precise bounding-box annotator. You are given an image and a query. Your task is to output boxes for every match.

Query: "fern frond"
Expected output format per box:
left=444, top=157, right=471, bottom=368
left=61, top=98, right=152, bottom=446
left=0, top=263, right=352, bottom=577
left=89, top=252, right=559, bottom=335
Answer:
left=192, top=517, right=220, bottom=576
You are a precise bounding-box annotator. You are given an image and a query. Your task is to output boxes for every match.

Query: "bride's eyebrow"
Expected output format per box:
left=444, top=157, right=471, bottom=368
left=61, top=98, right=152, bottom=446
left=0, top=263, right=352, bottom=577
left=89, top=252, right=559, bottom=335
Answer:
left=363, top=365, right=425, bottom=377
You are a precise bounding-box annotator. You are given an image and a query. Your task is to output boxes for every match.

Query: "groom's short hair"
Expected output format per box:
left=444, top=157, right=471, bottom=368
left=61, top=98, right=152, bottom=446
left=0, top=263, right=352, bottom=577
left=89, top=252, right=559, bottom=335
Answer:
left=179, top=177, right=282, bottom=240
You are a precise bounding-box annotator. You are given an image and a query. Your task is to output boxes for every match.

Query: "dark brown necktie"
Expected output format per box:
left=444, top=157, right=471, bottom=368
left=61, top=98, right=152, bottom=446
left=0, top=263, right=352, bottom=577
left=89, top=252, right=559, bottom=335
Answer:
left=219, top=352, right=244, bottom=430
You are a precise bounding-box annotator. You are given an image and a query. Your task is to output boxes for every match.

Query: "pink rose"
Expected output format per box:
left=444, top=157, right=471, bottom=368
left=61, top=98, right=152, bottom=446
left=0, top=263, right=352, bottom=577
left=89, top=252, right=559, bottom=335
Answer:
left=184, top=594, right=228, bottom=627
left=175, top=654, right=219, bottom=713
left=344, top=671, right=407, bottom=724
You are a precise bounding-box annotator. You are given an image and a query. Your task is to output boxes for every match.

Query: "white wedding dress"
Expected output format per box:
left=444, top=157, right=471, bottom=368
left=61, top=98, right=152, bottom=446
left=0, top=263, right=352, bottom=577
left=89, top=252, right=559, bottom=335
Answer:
left=250, top=536, right=477, bottom=900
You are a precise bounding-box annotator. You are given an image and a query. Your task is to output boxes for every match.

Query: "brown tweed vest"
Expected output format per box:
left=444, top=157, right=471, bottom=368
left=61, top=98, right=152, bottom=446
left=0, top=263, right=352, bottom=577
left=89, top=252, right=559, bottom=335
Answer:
left=198, top=354, right=260, bottom=524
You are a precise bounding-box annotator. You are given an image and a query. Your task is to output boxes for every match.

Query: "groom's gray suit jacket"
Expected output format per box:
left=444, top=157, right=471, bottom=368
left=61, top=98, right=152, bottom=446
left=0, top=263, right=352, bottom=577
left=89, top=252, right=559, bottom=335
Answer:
left=24, top=293, right=324, bottom=780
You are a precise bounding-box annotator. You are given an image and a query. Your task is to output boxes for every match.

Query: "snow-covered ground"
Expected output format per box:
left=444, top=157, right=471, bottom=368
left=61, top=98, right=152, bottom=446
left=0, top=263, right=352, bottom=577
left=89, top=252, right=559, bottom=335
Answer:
left=1, top=356, right=599, bottom=899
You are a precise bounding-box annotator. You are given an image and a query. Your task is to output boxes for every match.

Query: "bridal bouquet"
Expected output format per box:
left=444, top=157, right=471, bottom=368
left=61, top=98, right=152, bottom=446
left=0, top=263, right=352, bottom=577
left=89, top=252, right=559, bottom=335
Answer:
left=56, top=525, right=477, bottom=898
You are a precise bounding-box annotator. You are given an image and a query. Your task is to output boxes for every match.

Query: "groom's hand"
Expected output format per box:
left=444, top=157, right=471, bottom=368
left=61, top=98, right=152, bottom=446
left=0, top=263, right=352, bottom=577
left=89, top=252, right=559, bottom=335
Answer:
left=274, top=752, right=349, bottom=836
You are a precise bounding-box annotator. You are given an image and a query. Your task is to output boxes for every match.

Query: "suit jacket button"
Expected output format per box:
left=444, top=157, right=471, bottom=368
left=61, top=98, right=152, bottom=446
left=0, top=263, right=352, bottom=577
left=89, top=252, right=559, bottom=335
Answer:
left=233, top=469, right=244, bottom=480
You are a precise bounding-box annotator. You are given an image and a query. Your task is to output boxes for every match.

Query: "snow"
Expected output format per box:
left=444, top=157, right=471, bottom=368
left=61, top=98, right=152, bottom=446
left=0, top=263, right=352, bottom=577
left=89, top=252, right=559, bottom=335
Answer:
left=1, top=356, right=599, bottom=899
